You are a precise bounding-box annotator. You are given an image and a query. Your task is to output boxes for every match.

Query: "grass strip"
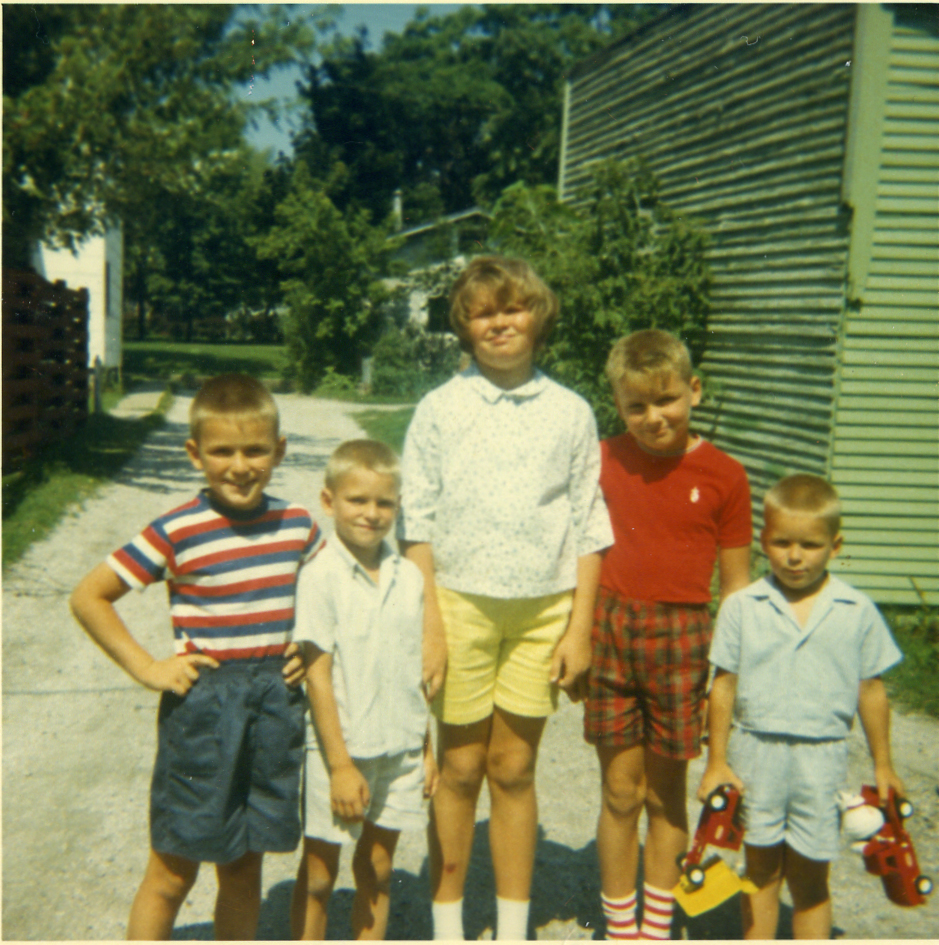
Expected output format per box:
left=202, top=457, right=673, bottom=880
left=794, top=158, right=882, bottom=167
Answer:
left=124, top=340, right=289, bottom=383
left=352, top=407, right=416, bottom=453
left=2, top=392, right=172, bottom=569
left=883, top=606, right=939, bottom=718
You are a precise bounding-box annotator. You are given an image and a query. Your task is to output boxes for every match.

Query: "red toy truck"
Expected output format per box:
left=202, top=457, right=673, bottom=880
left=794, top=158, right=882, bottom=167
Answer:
left=858, top=784, right=933, bottom=907
left=678, top=784, right=745, bottom=889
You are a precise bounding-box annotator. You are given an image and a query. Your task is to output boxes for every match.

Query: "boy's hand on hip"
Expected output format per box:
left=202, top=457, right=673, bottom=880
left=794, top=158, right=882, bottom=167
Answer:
left=281, top=642, right=305, bottom=688
left=550, top=632, right=591, bottom=702
left=140, top=653, right=219, bottom=696
left=330, top=763, right=370, bottom=822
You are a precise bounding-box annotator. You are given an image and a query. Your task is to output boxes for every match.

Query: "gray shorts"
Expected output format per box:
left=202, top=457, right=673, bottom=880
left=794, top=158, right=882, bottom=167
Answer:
left=150, top=657, right=305, bottom=863
left=728, top=728, right=848, bottom=861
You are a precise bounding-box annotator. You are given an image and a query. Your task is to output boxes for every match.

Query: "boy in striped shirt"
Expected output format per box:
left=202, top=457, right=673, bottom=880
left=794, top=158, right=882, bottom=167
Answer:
left=71, top=374, right=323, bottom=940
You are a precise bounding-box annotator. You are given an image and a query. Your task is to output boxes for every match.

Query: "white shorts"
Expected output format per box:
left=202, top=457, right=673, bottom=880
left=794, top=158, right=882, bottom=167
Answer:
left=729, top=728, right=848, bottom=861
left=303, top=745, right=426, bottom=843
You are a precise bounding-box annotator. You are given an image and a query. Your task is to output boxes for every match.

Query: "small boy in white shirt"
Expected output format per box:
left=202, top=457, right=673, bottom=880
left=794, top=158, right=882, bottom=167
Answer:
left=289, top=440, right=436, bottom=940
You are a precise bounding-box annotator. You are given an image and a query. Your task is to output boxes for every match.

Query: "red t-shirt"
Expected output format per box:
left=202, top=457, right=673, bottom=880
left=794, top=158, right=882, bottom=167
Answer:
left=599, top=434, right=752, bottom=604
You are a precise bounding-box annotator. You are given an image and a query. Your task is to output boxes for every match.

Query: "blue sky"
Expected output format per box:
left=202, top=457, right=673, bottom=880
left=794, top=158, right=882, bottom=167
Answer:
left=241, top=4, right=466, bottom=155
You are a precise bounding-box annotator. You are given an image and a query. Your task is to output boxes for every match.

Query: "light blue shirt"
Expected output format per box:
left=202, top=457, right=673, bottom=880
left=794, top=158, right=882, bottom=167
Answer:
left=710, top=574, right=902, bottom=740
left=399, top=363, right=613, bottom=599
left=294, top=538, right=427, bottom=758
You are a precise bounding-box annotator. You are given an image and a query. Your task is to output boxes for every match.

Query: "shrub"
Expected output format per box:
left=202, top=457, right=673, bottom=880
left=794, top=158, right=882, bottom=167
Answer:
left=370, top=324, right=462, bottom=400
left=488, top=158, right=711, bottom=436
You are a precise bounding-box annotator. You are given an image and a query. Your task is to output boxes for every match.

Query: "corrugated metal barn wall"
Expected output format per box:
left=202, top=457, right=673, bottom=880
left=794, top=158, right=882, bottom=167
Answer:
left=830, top=5, right=939, bottom=605
left=560, top=4, right=856, bottom=509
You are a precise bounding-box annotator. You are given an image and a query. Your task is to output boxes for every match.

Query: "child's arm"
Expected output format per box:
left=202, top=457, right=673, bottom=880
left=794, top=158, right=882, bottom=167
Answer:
left=550, top=551, right=602, bottom=702
left=423, top=725, right=439, bottom=799
left=857, top=676, right=905, bottom=802
left=697, top=668, right=744, bottom=800
left=718, top=545, right=752, bottom=602
left=305, top=644, right=370, bottom=822
left=70, top=562, right=219, bottom=694
left=400, top=541, right=448, bottom=702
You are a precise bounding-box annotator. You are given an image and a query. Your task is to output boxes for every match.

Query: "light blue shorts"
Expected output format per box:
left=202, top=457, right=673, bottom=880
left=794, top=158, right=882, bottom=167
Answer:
left=728, top=728, right=848, bottom=861
left=303, top=746, right=426, bottom=843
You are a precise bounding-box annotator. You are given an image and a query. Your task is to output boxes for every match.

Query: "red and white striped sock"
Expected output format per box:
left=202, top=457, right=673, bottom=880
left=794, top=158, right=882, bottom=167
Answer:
left=639, top=883, right=674, bottom=939
left=601, top=890, right=639, bottom=940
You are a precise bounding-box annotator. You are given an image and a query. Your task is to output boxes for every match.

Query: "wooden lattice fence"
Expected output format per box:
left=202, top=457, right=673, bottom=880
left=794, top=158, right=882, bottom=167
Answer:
left=3, top=269, right=89, bottom=470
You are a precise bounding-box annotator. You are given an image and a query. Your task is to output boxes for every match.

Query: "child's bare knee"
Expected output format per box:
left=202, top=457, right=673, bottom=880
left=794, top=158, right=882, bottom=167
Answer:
left=144, top=852, right=199, bottom=905
left=440, top=751, right=487, bottom=797
left=353, top=840, right=394, bottom=891
left=602, top=775, right=646, bottom=818
left=300, top=851, right=338, bottom=903
left=216, top=852, right=262, bottom=898
left=786, top=853, right=830, bottom=910
left=486, top=737, right=537, bottom=794
left=743, top=845, right=785, bottom=889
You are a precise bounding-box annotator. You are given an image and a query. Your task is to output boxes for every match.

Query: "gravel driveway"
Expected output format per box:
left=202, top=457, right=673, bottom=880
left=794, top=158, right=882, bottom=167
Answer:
left=3, top=392, right=936, bottom=940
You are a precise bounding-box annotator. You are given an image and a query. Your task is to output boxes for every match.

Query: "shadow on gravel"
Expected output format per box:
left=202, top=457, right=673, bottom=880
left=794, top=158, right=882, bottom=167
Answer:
left=110, top=421, right=334, bottom=496
left=112, top=418, right=202, bottom=494
left=173, top=821, right=805, bottom=940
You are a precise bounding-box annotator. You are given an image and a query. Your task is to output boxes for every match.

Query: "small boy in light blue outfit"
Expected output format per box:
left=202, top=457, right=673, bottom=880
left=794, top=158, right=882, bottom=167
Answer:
left=699, top=474, right=903, bottom=940
left=290, top=440, right=435, bottom=940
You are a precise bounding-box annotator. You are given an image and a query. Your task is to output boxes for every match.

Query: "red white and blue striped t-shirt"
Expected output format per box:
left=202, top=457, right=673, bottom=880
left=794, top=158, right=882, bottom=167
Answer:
left=107, top=491, right=323, bottom=661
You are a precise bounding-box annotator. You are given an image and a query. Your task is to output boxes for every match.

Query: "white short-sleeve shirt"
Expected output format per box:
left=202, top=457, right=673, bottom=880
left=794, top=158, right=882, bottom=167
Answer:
left=710, top=574, right=903, bottom=740
left=399, top=364, right=613, bottom=599
left=293, top=538, right=427, bottom=758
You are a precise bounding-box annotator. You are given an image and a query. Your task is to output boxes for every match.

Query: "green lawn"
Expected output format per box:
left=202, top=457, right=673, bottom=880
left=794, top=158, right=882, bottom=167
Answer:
left=352, top=407, right=416, bottom=453
left=882, top=606, right=939, bottom=718
left=123, top=340, right=289, bottom=384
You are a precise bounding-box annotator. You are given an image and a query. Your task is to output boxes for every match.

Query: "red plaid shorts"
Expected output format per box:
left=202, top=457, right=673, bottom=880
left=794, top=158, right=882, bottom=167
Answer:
left=583, top=587, right=712, bottom=759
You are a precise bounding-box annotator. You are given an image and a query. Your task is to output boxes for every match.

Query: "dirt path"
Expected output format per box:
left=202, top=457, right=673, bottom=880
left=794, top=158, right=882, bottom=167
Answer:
left=2, top=392, right=937, bottom=940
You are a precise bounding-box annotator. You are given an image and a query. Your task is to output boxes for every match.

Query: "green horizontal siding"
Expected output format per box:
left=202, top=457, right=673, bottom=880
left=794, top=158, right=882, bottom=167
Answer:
left=560, top=4, right=937, bottom=605
left=561, top=2, right=856, bottom=541
left=830, top=15, right=939, bottom=605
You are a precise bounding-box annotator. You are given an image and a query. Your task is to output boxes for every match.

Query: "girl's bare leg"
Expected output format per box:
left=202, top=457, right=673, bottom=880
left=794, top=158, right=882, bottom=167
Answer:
left=428, top=717, right=491, bottom=903
left=486, top=708, right=547, bottom=902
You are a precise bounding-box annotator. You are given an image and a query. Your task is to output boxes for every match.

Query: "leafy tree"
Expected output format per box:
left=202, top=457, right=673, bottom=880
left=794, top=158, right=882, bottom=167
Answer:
left=489, top=159, right=711, bottom=436
left=255, top=163, right=393, bottom=391
left=293, top=4, right=662, bottom=226
left=124, top=148, right=289, bottom=341
left=2, top=4, right=325, bottom=267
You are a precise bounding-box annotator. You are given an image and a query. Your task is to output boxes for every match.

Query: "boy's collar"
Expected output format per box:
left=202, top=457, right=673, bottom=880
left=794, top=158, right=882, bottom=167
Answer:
left=464, top=361, right=546, bottom=401
left=753, top=572, right=859, bottom=606
left=330, top=533, right=396, bottom=575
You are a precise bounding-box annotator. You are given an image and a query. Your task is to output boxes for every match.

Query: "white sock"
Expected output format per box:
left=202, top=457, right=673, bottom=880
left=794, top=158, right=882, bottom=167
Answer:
left=640, top=882, right=674, bottom=939
left=495, top=896, right=530, bottom=940
left=432, top=898, right=464, bottom=940
left=601, top=889, right=639, bottom=939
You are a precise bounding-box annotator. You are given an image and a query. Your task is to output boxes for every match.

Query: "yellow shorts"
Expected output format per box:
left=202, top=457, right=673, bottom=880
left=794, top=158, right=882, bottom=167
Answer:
left=434, top=587, right=573, bottom=725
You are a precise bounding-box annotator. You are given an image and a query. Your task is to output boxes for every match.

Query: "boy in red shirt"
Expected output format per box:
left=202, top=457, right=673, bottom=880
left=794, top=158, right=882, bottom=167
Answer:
left=585, top=330, right=752, bottom=939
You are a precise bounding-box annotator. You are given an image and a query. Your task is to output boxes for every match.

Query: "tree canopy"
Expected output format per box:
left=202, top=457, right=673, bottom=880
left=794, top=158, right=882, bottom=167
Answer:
left=2, top=4, right=325, bottom=265
left=293, top=4, right=659, bottom=224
